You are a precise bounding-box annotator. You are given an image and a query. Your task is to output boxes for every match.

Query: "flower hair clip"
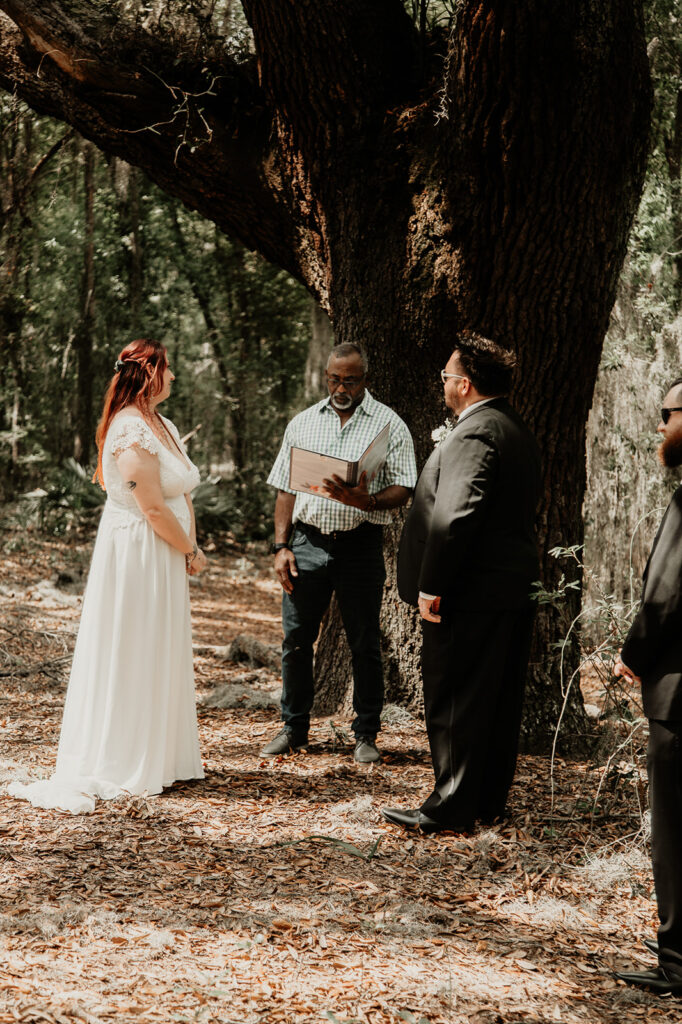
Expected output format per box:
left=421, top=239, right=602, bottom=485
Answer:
left=114, top=359, right=125, bottom=372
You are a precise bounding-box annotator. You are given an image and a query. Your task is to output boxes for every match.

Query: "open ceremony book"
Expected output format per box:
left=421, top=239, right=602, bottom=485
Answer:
left=289, top=422, right=390, bottom=500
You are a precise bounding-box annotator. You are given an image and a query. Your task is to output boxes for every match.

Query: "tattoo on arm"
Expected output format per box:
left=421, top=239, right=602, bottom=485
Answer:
left=127, top=480, right=137, bottom=491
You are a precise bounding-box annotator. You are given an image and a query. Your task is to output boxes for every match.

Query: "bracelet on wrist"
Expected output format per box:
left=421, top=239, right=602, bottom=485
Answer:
left=367, top=494, right=378, bottom=512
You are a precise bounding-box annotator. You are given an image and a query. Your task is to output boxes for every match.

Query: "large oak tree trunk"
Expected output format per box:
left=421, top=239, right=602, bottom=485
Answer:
left=0, top=0, right=651, bottom=750
left=309, top=3, right=652, bottom=750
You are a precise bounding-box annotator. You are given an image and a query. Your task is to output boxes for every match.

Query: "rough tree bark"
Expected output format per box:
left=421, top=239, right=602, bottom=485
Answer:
left=0, top=0, right=651, bottom=750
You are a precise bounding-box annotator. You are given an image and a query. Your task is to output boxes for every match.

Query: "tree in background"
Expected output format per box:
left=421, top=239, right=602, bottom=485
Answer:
left=646, top=0, right=682, bottom=307
left=0, top=1, right=651, bottom=749
left=583, top=0, right=682, bottom=625
left=0, top=97, right=72, bottom=487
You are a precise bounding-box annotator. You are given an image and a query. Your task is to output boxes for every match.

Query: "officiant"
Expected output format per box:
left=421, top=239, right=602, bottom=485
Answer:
left=263, top=342, right=417, bottom=763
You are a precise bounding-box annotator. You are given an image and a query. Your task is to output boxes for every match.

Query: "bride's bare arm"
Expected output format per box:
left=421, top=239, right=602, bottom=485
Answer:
left=184, top=493, right=207, bottom=575
left=185, top=493, right=196, bottom=546
left=115, top=446, right=195, bottom=556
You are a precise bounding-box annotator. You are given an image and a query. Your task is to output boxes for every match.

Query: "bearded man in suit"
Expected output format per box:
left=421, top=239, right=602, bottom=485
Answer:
left=382, top=331, right=541, bottom=834
left=613, top=378, right=682, bottom=997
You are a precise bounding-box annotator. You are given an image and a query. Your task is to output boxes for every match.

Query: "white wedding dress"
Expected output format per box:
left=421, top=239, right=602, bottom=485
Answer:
left=8, top=412, right=205, bottom=813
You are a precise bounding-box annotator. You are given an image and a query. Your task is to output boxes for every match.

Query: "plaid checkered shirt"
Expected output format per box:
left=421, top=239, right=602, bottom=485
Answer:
left=267, top=389, right=417, bottom=533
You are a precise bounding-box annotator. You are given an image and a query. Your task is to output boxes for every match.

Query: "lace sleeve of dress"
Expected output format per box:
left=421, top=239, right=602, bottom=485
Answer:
left=109, top=418, right=159, bottom=458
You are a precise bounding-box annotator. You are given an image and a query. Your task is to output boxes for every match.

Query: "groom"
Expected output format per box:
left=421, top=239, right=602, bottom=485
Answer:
left=383, top=331, right=541, bottom=834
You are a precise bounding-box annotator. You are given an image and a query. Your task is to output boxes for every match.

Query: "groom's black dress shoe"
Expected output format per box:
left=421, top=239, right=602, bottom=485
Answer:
left=615, top=967, right=682, bottom=995
left=381, top=807, right=473, bottom=834
left=642, top=937, right=660, bottom=956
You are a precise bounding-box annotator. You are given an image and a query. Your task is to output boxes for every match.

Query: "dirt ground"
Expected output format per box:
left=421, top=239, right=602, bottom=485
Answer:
left=0, top=524, right=677, bottom=1024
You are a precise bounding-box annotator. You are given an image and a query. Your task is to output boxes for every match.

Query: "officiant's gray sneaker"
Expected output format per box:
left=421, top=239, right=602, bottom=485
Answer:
left=260, top=728, right=308, bottom=756
left=354, top=736, right=380, bottom=763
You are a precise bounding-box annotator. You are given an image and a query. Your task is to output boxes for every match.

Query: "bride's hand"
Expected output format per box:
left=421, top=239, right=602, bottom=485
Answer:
left=188, top=549, right=207, bottom=575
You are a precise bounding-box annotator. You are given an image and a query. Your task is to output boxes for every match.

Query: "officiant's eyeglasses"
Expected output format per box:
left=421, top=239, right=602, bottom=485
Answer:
left=327, top=374, right=365, bottom=388
left=440, top=370, right=468, bottom=383
left=661, top=407, right=682, bottom=424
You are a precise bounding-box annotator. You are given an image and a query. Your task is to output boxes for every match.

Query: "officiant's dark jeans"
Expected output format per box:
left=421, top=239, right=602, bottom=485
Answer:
left=280, top=522, right=385, bottom=739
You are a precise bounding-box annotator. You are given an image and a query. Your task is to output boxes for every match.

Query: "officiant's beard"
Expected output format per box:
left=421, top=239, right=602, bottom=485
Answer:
left=658, top=431, right=682, bottom=468
left=330, top=392, right=354, bottom=411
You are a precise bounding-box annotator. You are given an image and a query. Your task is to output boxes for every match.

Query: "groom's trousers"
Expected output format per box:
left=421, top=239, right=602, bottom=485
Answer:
left=419, top=604, right=535, bottom=827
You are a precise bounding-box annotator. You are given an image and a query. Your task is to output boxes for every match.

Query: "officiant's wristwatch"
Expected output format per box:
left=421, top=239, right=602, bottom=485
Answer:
left=270, top=542, right=291, bottom=555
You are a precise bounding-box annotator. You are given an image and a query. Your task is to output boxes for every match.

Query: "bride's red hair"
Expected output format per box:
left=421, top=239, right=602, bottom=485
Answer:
left=93, top=339, right=168, bottom=488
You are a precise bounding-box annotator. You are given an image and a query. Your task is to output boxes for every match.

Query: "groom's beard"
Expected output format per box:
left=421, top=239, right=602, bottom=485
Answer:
left=658, top=431, right=682, bottom=468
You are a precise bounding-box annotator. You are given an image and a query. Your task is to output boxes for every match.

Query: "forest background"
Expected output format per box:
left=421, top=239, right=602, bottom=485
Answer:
left=0, top=0, right=681, bottom=717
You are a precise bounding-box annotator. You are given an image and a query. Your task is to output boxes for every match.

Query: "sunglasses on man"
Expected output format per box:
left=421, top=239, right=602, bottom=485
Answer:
left=661, top=407, right=682, bottom=425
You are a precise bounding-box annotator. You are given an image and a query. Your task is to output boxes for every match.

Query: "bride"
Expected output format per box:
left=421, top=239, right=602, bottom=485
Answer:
left=9, top=338, right=207, bottom=813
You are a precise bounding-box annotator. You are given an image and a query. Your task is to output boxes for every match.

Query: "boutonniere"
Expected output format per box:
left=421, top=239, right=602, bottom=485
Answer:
left=431, top=419, right=455, bottom=448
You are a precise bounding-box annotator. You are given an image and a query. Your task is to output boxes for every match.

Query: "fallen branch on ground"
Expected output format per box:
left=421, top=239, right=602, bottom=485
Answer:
left=0, top=655, right=71, bottom=678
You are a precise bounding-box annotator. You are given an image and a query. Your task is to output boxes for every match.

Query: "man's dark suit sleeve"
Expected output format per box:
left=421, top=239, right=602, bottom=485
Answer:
left=418, top=433, right=498, bottom=596
left=621, top=490, right=682, bottom=677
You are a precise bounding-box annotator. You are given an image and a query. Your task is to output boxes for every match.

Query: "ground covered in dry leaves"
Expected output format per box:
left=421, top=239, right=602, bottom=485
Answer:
left=0, top=524, right=678, bottom=1024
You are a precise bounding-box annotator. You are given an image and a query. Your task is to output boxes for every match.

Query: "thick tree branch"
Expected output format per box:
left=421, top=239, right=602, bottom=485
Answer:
left=0, top=3, right=305, bottom=280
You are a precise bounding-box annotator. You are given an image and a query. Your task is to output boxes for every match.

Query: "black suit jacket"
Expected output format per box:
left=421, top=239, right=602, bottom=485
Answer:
left=397, top=398, right=541, bottom=610
left=621, top=485, right=682, bottom=721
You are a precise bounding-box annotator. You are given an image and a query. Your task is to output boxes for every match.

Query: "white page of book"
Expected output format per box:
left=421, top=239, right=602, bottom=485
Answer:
left=357, top=422, right=390, bottom=485
left=289, top=447, right=350, bottom=496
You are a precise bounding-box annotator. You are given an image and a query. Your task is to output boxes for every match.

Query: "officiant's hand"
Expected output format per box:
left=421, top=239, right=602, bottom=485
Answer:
left=320, top=471, right=369, bottom=508
left=275, top=548, right=298, bottom=594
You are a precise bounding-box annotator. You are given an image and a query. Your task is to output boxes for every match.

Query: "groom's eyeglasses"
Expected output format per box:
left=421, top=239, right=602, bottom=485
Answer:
left=661, top=407, right=682, bottom=424
left=440, top=370, right=468, bottom=383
